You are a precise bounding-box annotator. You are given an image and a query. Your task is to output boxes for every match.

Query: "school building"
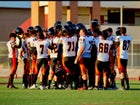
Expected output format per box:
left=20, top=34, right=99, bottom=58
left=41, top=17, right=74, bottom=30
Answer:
left=0, top=1, right=140, bottom=69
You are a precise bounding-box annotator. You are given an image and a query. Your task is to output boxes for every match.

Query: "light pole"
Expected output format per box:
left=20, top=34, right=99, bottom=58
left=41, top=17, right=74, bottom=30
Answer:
left=120, top=5, right=123, bottom=27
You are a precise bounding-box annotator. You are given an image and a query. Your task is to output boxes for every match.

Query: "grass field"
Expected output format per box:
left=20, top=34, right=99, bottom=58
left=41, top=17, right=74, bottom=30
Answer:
left=0, top=78, right=140, bottom=105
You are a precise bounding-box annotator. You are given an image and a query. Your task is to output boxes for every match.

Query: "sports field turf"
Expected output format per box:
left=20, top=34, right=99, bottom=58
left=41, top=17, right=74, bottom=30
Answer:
left=0, top=78, right=140, bottom=105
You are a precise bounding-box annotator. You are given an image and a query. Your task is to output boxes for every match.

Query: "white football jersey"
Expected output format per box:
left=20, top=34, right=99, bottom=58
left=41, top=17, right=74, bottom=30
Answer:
left=49, top=37, right=61, bottom=58
left=97, top=39, right=113, bottom=62
left=116, top=35, right=132, bottom=59
left=78, top=35, right=95, bottom=58
left=34, top=39, right=50, bottom=59
left=15, top=37, right=24, bottom=60
left=61, top=36, right=77, bottom=57
left=7, top=40, right=18, bottom=58
left=27, top=36, right=38, bottom=47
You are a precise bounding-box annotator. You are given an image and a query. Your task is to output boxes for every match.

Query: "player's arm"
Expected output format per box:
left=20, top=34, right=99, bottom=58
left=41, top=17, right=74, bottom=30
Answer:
left=47, top=49, right=51, bottom=66
left=114, top=36, right=120, bottom=48
left=14, top=35, right=22, bottom=48
left=20, top=42, right=25, bottom=58
left=20, top=47, right=24, bottom=58
left=109, top=45, right=114, bottom=71
left=74, top=45, right=85, bottom=64
left=57, top=43, right=63, bottom=58
left=91, top=43, right=97, bottom=59
left=48, top=42, right=54, bottom=50
left=48, top=39, right=55, bottom=50
left=114, top=41, right=120, bottom=48
left=74, top=38, right=85, bottom=64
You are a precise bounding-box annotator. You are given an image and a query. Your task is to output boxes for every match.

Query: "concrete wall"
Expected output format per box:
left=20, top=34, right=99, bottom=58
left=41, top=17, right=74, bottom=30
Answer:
left=101, top=25, right=140, bottom=41
left=0, top=8, right=30, bottom=41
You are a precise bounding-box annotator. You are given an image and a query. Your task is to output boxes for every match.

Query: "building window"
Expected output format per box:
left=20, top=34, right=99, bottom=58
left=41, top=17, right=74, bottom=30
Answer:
left=108, top=10, right=135, bottom=24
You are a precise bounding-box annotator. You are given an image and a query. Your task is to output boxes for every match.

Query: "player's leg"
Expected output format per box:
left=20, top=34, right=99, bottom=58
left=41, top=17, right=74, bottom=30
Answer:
left=118, top=58, right=126, bottom=90
left=48, top=69, right=54, bottom=89
left=44, top=66, right=49, bottom=88
left=86, top=58, right=94, bottom=89
left=78, top=58, right=88, bottom=90
left=48, top=58, right=57, bottom=89
left=94, top=60, right=103, bottom=90
left=30, top=56, right=38, bottom=89
left=62, top=57, right=73, bottom=89
left=22, top=58, right=30, bottom=88
left=36, top=59, right=44, bottom=90
left=7, top=58, right=18, bottom=89
left=40, top=58, right=49, bottom=90
left=103, top=61, right=110, bottom=90
left=27, top=57, right=32, bottom=88
left=66, top=57, right=76, bottom=89
left=122, top=59, right=130, bottom=90
left=73, top=64, right=81, bottom=89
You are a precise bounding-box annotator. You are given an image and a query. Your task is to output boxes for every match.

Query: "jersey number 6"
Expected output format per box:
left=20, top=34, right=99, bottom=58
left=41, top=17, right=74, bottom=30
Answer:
left=99, top=43, right=109, bottom=53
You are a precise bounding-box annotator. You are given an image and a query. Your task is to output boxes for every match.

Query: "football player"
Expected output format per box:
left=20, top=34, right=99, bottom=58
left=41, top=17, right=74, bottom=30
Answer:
left=115, top=27, right=132, bottom=90
left=61, top=24, right=77, bottom=90
left=7, top=33, right=22, bottom=88
left=94, top=30, right=113, bottom=90
left=74, top=27, right=94, bottom=90
left=47, top=27, right=62, bottom=89
left=34, top=32, right=50, bottom=90
left=15, top=27, right=24, bottom=65
left=27, top=29, right=38, bottom=89
left=106, top=27, right=117, bottom=89
left=20, top=32, right=30, bottom=89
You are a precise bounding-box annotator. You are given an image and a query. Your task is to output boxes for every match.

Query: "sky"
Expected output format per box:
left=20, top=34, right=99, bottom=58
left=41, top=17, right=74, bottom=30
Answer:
left=0, top=1, right=140, bottom=9
left=0, top=1, right=31, bottom=8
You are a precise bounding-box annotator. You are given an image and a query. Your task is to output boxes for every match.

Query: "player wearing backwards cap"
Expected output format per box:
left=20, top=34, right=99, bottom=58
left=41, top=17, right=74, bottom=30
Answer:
left=115, top=27, right=132, bottom=90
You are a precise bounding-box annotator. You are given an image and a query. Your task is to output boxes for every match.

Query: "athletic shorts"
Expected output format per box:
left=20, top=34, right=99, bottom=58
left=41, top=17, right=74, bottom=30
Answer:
left=50, top=58, right=61, bottom=72
left=79, top=57, right=92, bottom=72
left=63, top=56, right=75, bottom=74
left=117, top=58, right=128, bottom=74
left=95, top=60, right=110, bottom=76
left=37, top=58, right=48, bottom=71
left=9, top=58, right=18, bottom=69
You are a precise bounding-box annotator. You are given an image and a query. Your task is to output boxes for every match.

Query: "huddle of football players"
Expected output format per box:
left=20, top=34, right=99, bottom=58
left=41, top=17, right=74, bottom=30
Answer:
left=6, top=19, right=132, bottom=90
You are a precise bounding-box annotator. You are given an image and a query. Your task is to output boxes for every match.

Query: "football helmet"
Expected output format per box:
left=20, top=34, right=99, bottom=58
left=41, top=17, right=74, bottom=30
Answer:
left=75, top=23, right=86, bottom=34
left=54, top=21, right=62, bottom=30
left=65, top=21, right=73, bottom=27
left=87, top=29, right=92, bottom=36
left=64, top=24, right=73, bottom=36
left=91, top=19, right=99, bottom=28
left=47, top=27, right=55, bottom=36
left=34, top=25, right=42, bottom=33
left=116, top=27, right=121, bottom=36
left=15, top=27, right=24, bottom=35
left=27, top=26, right=34, bottom=33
